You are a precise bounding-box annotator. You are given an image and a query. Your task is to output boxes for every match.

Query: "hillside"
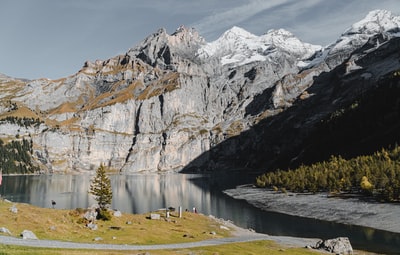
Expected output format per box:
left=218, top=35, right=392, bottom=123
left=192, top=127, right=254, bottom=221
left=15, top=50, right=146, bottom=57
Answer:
left=0, top=10, right=400, bottom=174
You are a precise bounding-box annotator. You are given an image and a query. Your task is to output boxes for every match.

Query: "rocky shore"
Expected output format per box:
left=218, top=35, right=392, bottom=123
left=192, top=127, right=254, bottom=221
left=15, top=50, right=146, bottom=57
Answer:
left=224, top=185, right=400, bottom=234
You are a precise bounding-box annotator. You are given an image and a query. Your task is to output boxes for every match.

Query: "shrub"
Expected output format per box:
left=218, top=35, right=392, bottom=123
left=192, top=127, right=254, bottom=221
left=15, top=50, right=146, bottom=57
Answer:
left=96, top=208, right=112, bottom=221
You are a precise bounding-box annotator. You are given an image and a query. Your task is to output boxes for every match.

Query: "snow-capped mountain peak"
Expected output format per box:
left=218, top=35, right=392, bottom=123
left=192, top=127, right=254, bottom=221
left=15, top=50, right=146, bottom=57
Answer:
left=197, top=26, right=321, bottom=67
left=344, top=9, right=400, bottom=36
left=220, top=26, right=257, bottom=40
left=261, top=29, right=321, bottom=58
left=300, top=10, right=400, bottom=70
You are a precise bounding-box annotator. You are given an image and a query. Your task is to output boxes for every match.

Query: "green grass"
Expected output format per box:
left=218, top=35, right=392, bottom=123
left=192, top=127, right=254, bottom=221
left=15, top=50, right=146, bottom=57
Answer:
left=0, top=241, right=323, bottom=255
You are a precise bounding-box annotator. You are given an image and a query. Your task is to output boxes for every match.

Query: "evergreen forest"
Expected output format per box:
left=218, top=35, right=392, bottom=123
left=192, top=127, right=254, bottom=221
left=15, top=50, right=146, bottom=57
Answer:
left=256, top=146, right=400, bottom=202
left=0, top=138, right=39, bottom=174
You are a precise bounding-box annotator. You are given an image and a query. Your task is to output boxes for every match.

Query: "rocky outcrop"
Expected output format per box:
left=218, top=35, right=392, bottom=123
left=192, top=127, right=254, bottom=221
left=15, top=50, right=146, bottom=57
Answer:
left=0, top=10, right=399, bottom=173
left=314, top=237, right=353, bottom=255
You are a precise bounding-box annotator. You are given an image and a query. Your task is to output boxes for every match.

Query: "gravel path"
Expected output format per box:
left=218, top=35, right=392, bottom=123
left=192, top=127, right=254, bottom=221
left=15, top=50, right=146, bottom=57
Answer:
left=0, top=234, right=318, bottom=251
left=0, top=219, right=318, bottom=251
left=0, top=235, right=273, bottom=250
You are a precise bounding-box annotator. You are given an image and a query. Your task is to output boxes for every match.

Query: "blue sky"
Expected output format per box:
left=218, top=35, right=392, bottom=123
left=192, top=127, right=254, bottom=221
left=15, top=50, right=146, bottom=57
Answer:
left=1, top=0, right=400, bottom=79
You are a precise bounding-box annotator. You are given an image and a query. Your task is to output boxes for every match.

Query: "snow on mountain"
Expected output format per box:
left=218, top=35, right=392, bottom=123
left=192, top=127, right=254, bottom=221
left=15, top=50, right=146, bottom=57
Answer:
left=344, top=9, right=400, bottom=36
left=334, top=10, right=400, bottom=52
left=299, top=10, right=400, bottom=69
left=260, top=29, right=321, bottom=59
left=2, top=9, right=400, bottom=174
left=197, top=26, right=321, bottom=67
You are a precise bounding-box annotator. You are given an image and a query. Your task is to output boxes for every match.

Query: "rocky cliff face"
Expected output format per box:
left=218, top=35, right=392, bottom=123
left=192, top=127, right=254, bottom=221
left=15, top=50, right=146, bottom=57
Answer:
left=1, top=10, right=400, bottom=173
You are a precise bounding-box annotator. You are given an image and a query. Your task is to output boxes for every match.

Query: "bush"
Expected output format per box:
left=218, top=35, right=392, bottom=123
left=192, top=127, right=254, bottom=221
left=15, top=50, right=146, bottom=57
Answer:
left=96, top=208, right=112, bottom=221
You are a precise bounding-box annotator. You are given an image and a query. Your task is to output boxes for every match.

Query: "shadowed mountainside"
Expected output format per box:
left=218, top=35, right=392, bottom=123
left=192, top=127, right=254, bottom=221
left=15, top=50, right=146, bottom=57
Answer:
left=182, top=36, right=400, bottom=173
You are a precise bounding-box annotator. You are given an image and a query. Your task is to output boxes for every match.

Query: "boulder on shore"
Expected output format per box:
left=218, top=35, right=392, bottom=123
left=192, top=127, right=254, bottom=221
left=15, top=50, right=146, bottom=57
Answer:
left=314, top=237, right=353, bottom=254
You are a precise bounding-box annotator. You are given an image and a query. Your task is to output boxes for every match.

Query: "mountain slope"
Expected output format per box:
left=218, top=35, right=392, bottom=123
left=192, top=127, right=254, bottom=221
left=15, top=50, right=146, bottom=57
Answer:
left=0, top=10, right=400, bottom=173
left=183, top=34, right=400, bottom=172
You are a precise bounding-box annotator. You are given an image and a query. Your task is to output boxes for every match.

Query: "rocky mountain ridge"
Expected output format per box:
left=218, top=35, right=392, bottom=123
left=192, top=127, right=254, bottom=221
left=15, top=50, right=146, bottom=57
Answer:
left=0, top=10, right=399, bottom=173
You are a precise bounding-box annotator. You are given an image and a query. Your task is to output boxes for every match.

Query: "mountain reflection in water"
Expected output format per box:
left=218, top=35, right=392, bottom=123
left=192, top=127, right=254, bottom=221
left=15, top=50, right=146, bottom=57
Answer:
left=1, top=174, right=213, bottom=213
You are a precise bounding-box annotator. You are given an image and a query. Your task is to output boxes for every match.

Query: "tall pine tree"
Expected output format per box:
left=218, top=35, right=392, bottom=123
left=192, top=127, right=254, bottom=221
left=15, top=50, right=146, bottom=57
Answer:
left=89, top=164, right=113, bottom=219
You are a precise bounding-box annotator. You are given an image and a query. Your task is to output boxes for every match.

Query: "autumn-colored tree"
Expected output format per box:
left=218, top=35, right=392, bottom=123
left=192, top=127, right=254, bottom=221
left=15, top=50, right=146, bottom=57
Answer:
left=255, top=146, right=400, bottom=202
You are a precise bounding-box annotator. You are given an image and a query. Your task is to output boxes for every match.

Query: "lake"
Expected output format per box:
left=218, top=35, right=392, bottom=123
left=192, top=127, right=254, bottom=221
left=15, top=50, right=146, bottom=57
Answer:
left=1, top=173, right=399, bottom=254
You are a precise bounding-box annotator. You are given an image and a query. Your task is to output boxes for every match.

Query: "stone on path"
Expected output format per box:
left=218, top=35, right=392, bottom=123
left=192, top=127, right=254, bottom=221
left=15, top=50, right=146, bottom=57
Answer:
left=20, top=230, right=38, bottom=240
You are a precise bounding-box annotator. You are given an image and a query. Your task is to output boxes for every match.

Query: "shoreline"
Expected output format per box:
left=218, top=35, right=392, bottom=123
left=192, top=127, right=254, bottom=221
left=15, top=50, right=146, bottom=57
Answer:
left=224, top=185, right=400, bottom=234
left=0, top=199, right=380, bottom=254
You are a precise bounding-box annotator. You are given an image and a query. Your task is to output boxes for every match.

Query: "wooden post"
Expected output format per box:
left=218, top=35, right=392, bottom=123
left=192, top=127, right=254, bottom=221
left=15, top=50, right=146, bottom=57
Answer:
left=179, top=206, right=182, bottom=218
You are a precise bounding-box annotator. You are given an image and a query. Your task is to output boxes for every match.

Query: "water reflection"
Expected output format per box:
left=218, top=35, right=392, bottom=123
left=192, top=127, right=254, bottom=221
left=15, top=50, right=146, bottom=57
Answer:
left=0, top=174, right=213, bottom=213
left=0, top=174, right=399, bottom=254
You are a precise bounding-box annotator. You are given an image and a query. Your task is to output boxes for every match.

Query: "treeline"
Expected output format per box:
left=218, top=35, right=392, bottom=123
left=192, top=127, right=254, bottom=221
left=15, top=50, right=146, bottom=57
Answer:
left=0, top=116, right=43, bottom=128
left=0, top=138, right=39, bottom=174
left=255, top=146, right=400, bottom=202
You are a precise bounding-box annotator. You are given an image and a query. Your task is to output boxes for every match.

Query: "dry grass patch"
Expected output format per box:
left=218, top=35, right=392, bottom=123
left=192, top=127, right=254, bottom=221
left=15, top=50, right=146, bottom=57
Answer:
left=0, top=105, right=40, bottom=119
left=225, top=120, right=245, bottom=138
left=137, top=73, right=180, bottom=100
left=49, top=101, right=80, bottom=115
left=0, top=80, right=26, bottom=101
left=0, top=201, right=230, bottom=245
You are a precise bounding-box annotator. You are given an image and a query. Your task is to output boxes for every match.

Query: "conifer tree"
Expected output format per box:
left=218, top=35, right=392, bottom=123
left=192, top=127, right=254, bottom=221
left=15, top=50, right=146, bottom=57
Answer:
left=89, top=164, right=113, bottom=218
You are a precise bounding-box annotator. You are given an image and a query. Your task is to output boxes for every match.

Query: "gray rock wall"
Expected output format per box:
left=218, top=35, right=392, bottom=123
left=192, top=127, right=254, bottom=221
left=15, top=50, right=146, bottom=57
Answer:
left=2, top=15, right=397, bottom=173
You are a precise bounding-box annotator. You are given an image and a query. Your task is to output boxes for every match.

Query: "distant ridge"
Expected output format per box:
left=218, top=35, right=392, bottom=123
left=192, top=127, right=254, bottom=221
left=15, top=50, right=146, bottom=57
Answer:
left=0, top=10, right=399, bottom=174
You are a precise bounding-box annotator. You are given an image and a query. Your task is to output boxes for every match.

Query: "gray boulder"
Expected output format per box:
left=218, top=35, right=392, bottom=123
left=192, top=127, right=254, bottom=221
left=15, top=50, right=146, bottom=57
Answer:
left=0, top=227, right=11, bottom=235
left=315, top=237, right=353, bottom=254
left=20, top=230, right=38, bottom=240
left=83, top=210, right=98, bottom=221
left=9, top=205, right=18, bottom=214
left=113, top=210, right=122, bottom=217
left=87, top=223, right=98, bottom=230
left=150, top=213, right=160, bottom=220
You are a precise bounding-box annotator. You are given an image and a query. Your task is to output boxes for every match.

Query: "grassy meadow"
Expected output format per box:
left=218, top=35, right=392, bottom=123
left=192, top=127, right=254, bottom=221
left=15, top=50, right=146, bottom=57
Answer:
left=0, top=200, right=326, bottom=255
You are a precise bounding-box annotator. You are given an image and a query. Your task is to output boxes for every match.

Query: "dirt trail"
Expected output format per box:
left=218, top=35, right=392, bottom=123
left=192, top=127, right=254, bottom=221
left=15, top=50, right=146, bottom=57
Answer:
left=0, top=219, right=318, bottom=251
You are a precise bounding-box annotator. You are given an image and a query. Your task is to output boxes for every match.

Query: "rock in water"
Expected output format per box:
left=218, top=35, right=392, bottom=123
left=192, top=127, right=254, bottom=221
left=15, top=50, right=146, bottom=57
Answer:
left=315, top=237, right=353, bottom=254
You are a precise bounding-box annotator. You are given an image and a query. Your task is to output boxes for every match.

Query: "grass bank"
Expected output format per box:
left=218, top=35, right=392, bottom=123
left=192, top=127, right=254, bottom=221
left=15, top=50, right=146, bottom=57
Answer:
left=0, top=200, right=325, bottom=254
left=0, top=200, right=230, bottom=245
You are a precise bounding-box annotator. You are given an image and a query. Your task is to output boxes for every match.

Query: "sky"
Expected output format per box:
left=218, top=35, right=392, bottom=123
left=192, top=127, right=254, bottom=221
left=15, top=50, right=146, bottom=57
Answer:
left=1, top=0, right=400, bottom=80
